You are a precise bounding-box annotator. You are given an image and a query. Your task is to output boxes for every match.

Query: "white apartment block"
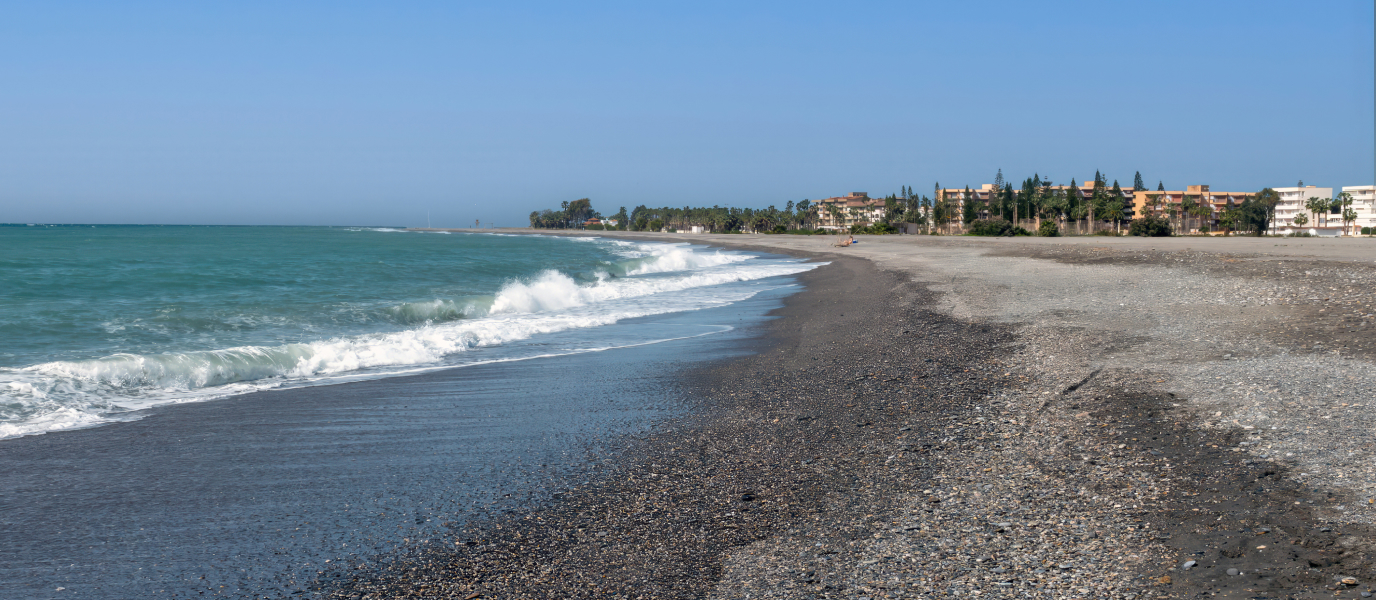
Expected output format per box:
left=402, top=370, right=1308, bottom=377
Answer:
left=1272, top=185, right=1335, bottom=236
left=1343, top=185, right=1376, bottom=233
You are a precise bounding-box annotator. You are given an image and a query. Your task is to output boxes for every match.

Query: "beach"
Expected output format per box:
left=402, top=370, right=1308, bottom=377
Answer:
left=5, top=229, right=1374, bottom=598
left=0, top=229, right=822, bottom=599
left=327, top=231, right=1375, bottom=598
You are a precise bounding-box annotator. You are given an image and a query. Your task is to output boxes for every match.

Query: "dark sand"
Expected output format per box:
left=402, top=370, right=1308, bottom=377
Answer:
left=323, top=256, right=1027, bottom=598
left=323, top=239, right=1373, bottom=599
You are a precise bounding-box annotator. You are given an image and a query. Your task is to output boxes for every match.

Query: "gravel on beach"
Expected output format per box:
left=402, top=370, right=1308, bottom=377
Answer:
left=322, top=234, right=1376, bottom=599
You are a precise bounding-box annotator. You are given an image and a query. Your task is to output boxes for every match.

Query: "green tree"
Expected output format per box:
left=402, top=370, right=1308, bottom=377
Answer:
left=1110, top=180, right=1129, bottom=221
left=1181, top=195, right=1197, bottom=233
left=1001, top=183, right=1015, bottom=222
left=962, top=186, right=978, bottom=225
left=1304, top=196, right=1328, bottom=229
left=1133, top=171, right=1145, bottom=191
left=1234, top=198, right=1271, bottom=236
left=1291, top=212, right=1309, bottom=229
left=565, top=198, right=594, bottom=228
left=1157, top=181, right=1165, bottom=191
left=1088, top=172, right=1108, bottom=233
left=1064, top=179, right=1079, bottom=233
left=1104, top=199, right=1126, bottom=234
left=1254, top=188, right=1281, bottom=235
left=1337, top=192, right=1356, bottom=235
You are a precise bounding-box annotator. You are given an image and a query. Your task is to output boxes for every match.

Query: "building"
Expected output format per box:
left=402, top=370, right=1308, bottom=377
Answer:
left=1342, top=185, right=1376, bottom=234
left=1131, top=185, right=1253, bottom=233
left=815, top=192, right=884, bottom=230
left=933, top=182, right=1132, bottom=228
left=1272, top=185, right=1336, bottom=236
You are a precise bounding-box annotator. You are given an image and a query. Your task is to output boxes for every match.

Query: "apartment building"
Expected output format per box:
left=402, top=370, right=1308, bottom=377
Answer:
left=1342, top=185, right=1376, bottom=233
left=932, top=181, right=1132, bottom=227
left=1131, top=185, right=1253, bottom=232
left=815, top=192, right=885, bottom=230
left=1272, top=185, right=1336, bottom=235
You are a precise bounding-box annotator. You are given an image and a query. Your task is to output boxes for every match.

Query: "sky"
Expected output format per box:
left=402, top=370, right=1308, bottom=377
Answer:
left=1, top=1, right=1372, bottom=226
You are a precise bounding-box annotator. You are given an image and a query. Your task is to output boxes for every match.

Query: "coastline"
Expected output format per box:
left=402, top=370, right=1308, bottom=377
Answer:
left=328, top=230, right=1376, bottom=598
left=0, top=263, right=809, bottom=599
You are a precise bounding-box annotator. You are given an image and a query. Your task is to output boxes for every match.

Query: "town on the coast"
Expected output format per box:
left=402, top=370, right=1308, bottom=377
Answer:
left=529, top=171, right=1376, bottom=238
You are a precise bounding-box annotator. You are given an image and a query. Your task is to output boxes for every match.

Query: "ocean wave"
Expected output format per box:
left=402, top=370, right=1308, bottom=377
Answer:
left=0, top=245, right=824, bottom=439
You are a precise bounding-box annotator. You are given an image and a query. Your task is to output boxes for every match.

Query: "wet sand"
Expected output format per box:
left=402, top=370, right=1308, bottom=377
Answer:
left=0, top=287, right=797, bottom=599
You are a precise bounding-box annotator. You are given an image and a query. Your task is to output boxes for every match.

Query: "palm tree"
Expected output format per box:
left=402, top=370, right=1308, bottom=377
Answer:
left=1292, top=211, right=1309, bottom=233
left=1181, top=196, right=1198, bottom=234
left=1337, top=193, right=1354, bottom=235
left=1193, top=202, right=1214, bottom=233
left=826, top=204, right=842, bottom=231
left=1304, top=197, right=1328, bottom=230
left=1105, top=200, right=1126, bottom=234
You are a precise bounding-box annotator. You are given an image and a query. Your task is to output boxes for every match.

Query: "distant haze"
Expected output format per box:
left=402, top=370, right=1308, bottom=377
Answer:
left=2, top=2, right=1372, bottom=226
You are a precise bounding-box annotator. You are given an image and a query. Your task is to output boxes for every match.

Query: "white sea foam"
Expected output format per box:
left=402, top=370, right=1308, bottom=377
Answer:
left=0, top=241, right=823, bottom=439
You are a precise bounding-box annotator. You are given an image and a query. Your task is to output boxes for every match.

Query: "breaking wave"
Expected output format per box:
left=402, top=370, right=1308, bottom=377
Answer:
left=0, top=238, right=822, bottom=439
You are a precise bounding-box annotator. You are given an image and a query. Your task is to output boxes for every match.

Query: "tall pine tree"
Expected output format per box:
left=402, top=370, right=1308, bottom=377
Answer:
left=962, top=186, right=977, bottom=225
left=1110, top=180, right=1128, bottom=223
left=1157, top=181, right=1165, bottom=191
left=1007, top=183, right=1018, bottom=222
left=1133, top=171, right=1145, bottom=191
left=1067, top=179, right=1079, bottom=232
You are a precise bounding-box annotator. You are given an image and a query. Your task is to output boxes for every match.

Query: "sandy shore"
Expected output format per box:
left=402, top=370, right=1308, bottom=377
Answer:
left=332, top=231, right=1376, bottom=598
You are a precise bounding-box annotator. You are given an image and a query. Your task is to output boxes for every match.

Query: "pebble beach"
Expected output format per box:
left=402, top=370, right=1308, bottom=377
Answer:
left=326, top=232, right=1376, bottom=599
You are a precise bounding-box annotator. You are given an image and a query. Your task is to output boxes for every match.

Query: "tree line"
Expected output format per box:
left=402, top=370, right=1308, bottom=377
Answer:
left=529, top=170, right=1301, bottom=237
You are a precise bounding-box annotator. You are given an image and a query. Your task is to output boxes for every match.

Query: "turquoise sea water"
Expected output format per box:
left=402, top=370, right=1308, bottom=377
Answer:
left=0, top=225, right=819, bottom=438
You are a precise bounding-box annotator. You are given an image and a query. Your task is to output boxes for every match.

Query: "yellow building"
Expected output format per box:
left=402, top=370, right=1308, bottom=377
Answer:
left=1132, top=185, right=1252, bottom=232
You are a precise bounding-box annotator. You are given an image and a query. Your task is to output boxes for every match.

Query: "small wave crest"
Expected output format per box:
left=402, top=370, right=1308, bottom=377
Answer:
left=386, top=298, right=489, bottom=324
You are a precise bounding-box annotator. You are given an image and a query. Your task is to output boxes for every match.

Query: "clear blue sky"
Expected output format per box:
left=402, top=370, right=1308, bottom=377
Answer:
left=2, top=1, right=1372, bottom=226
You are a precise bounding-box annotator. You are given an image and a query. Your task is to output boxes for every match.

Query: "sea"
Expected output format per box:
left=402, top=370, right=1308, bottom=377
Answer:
left=0, top=225, right=818, bottom=439
left=0, top=225, right=820, bottom=598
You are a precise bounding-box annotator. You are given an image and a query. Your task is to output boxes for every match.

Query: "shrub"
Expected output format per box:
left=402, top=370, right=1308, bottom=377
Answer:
left=849, top=223, right=897, bottom=235
left=1362, top=226, right=1372, bottom=236
left=1129, top=215, right=1173, bottom=237
left=1287, top=231, right=1312, bottom=237
left=1038, top=220, right=1060, bottom=237
left=966, top=218, right=1015, bottom=236
left=649, top=219, right=664, bottom=231
left=1092, top=229, right=1121, bottom=236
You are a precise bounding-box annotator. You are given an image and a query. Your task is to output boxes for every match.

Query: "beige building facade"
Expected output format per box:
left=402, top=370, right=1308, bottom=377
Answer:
left=1342, top=185, right=1376, bottom=233
left=815, top=192, right=885, bottom=230
left=1272, top=185, right=1336, bottom=236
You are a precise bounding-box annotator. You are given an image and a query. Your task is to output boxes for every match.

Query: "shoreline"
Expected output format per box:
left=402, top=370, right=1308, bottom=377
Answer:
left=329, top=231, right=1376, bottom=598
left=0, top=248, right=813, bottom=599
